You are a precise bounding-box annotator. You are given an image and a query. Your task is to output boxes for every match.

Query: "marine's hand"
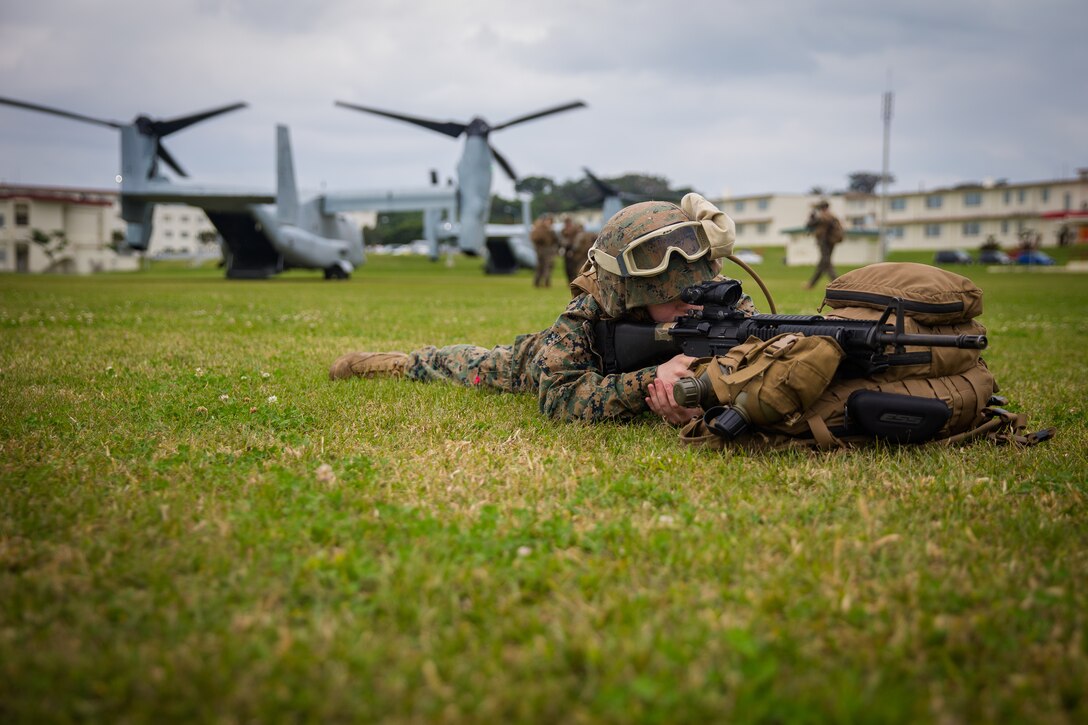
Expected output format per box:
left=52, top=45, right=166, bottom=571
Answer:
left=645, top=377, right=702, bottom=426
left=654, top=354, right=698, bottom=389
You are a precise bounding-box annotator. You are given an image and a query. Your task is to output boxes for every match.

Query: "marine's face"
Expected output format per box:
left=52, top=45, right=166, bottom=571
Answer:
left=645, top=299, right=700, bottom=323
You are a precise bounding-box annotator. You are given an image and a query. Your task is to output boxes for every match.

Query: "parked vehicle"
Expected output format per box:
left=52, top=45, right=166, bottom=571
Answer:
left=978, top=249, right=1012, bottom=265
left=1015, top=250, right=1057, bottom=266
left=934, top=250, right=972, bottom=265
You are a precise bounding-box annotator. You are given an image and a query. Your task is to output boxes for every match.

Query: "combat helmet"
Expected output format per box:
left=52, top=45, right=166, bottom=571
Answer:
left=588, top=194, right=736, bottom=317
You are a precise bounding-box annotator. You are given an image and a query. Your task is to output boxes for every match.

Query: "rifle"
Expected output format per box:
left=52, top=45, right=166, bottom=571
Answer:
left=593, top=279, right=987, bottom=378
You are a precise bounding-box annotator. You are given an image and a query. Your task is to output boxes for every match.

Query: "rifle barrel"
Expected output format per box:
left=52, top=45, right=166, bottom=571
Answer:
left=876, top=331, right=988, bottom=349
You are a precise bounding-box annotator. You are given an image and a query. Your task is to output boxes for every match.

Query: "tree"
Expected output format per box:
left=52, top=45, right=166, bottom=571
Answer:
left=108, top=230, right=126, bottom=254
left=30, top=229, right=69, bottom=264
left=846, top=172, right=895, bottom=195
left=514, top=176, right=554, bottom=196
left=363, top=211, right=423, bottom=247
left=197, top=230, right=220, bottom=247
left=514, top=172, right=696, bottom=219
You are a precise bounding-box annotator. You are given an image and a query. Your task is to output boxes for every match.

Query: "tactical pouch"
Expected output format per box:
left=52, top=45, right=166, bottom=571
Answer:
left=845, top=390, right=951, bottom=444
left=680, top=332, right=844, bottom=439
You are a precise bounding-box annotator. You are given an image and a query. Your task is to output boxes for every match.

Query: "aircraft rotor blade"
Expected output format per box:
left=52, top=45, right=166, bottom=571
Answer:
left=490, top=144, right=518, bottom=182
left=335, top=101, right=467, bottom=138
left=0, top=95, right=123, bottom=129
left=490, top=100, right=587, bottom=132
left=583, top=167, right=620, bottom=196
left=151, top=102, right=248, bottom=137
left=155, top=142, right=188, bottom=178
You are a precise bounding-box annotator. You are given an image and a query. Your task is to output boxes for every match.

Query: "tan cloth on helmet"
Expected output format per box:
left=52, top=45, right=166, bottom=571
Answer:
left=680, top=193, right=736, bottom=260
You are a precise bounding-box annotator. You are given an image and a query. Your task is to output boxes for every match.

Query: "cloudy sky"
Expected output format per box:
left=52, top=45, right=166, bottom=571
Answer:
left=1, top=0, right=1085, bottom=202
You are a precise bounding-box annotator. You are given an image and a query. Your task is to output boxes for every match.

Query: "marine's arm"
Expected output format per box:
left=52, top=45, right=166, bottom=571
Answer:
left=534, top=311, right=658, bottom=422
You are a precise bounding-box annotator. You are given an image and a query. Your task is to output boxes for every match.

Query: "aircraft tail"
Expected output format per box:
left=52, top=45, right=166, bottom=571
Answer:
left=275, top=124, right=299, bottom=224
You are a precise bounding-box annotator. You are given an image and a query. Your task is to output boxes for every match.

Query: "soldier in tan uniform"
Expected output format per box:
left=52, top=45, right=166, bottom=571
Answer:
left=329, top=195, right=745, bottom=425
left=559, top=216, right=597, bottom=283
left=529, top=214, right=559, bottom=287
left=805, top=200, right=843, bottom=289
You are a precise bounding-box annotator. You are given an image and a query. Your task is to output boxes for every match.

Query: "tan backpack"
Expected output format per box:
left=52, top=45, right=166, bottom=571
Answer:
left=678, top=263, right=1054, bottom=450
left=826, top=216, right=845, bottom=245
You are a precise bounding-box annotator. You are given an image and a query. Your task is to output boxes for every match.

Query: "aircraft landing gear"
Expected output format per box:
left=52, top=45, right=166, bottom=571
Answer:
left=324, top=265, right=350, bottom=280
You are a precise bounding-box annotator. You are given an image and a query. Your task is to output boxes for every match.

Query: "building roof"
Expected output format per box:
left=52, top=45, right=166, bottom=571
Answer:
left=0, top=183, right=117, bottom=207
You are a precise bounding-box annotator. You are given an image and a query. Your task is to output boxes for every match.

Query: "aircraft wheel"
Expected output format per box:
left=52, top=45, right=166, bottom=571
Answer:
left=324, top=265, right=350, bottom=280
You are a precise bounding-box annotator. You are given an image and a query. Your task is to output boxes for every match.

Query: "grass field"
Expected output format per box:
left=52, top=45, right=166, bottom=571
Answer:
left=1, top=252, right=1086, bottom=722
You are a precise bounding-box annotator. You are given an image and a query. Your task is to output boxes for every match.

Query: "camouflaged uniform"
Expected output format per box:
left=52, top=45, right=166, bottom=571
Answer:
left=405, top=287, right=655, bottom=421
left=806, top=204, right=842, bottom=288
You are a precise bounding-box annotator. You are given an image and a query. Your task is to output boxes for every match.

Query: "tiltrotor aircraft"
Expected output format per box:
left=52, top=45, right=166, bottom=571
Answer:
left=334, top=99, right=586, bottom=256
left=0, top=95, right=367, bottom=279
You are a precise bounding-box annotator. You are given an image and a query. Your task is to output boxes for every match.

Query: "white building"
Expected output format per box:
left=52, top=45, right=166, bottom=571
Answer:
left=150, top=204, right=218, bottom=255
left=716, top=170, right=1088, bottom=263
left=0, top=184, right=136, bottom=274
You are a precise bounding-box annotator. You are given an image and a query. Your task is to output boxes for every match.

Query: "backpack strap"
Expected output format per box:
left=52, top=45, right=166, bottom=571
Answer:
left=940, top=407, right=1056, bottom=447
left=805, top=410, right=846, bottom=449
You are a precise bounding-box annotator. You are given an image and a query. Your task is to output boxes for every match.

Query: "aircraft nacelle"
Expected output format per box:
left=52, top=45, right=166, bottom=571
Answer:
left=456, top=135, right=493, bottom=254
left=119, top=126, right=160, bottom=188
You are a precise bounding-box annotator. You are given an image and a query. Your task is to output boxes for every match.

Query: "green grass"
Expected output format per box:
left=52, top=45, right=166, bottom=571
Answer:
left=1, top=254, right=1086, bottom=723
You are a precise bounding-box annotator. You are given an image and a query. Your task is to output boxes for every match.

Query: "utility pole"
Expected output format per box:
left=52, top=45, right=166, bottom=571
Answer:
left=880, top=90, right=894, bottom=261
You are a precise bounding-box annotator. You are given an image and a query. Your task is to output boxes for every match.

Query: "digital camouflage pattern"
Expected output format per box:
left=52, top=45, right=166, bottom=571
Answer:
left=591, top=201, right=722, bottom=317
left=406, top=292, right=657, bottom=421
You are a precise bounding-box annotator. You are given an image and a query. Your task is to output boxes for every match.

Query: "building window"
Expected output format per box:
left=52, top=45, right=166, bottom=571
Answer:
left=757, top=198, right=769, bottom=210
left=1065, top=192, right=1072, bottom=210
left=181, top=215, right=190, bottom=222
left=180, top=231, right=190, bottom=238
left=734, top=200, right=745, bottom=213
left=964, top=192, right=982, bottom=207
left=14, top=204, right=29, bottom=226
left=925, top=224, right=942, bottom=238
left=756, top=222, right=768, bottom=234
left=164, top=231, right=174, bottom=238
left=1018, top=189, right=1026, bottom=203
left=962, top=222, right=981, bottom=236
left=1001, top=221, right=1009, bottom=234
left=1041, top=188, right=1050, bottom=202
left=0, top=213, right=5, bottom=228
left=1003, top=190, right=1011, bottom=205
left=887, top=227, right=904, bottom=238
left=925, top=195, right=943, bottom=209
left=890, top=198, right=906, bottom=211
left=735, top=223, right=745, bottom=234
left=163, top=214, right=172, bottom=221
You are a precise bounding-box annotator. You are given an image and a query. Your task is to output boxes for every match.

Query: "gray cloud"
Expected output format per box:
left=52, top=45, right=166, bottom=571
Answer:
left=1, top=0, right=1084, bottom=198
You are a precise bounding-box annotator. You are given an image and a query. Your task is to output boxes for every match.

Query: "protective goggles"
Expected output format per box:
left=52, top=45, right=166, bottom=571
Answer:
left=589, top=221, right=710, bottom=277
